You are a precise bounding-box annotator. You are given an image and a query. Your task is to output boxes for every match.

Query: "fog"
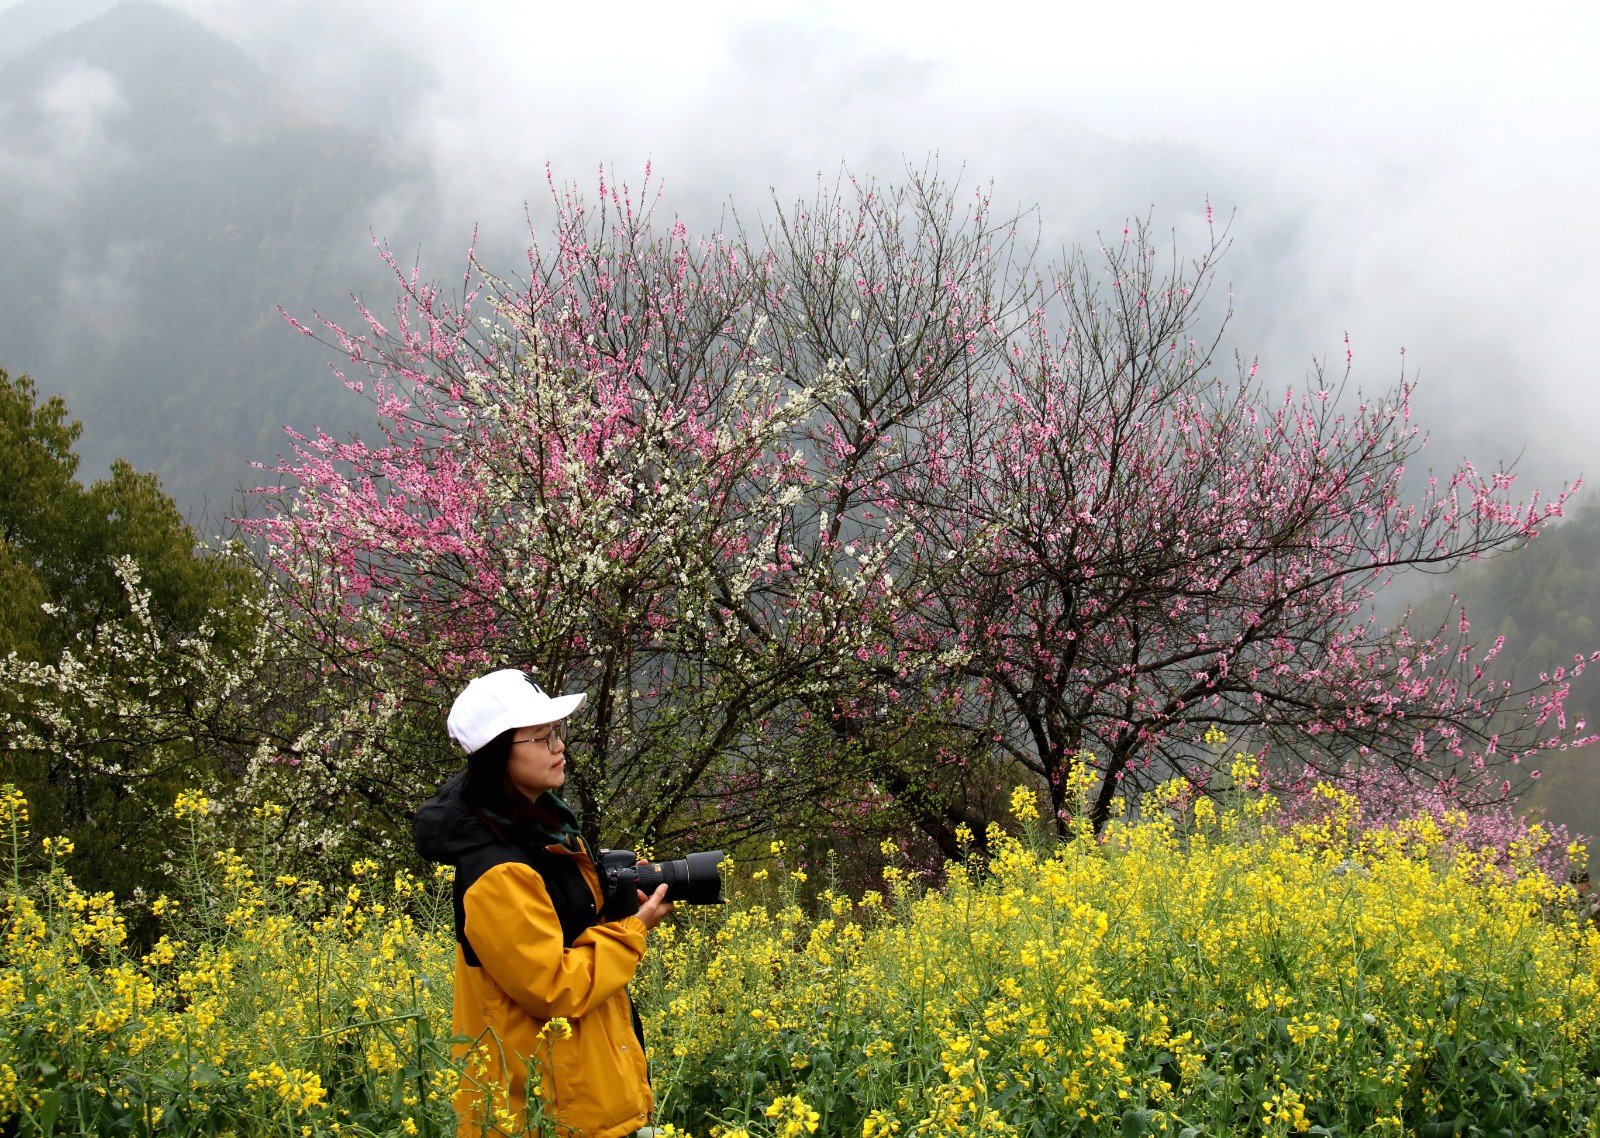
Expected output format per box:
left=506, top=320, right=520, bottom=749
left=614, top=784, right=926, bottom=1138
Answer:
left=211, top=0, right=1600, bottom=494
left=4, top=0, right=1599, bottom=498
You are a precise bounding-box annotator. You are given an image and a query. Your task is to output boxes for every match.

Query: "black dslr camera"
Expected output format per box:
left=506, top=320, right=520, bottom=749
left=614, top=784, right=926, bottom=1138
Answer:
left=597, top=848, right=725, bottom=917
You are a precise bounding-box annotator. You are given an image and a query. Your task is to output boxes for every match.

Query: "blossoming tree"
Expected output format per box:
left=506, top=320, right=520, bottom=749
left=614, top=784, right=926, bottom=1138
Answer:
left=886, top=218, right=1592, bottom=833
left=248, top=169, right=1591, bottom=851
left=250, top=169, right=1038, bottom=850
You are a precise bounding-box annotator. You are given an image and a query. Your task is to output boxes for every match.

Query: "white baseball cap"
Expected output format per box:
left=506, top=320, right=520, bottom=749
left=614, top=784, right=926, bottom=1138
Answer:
left=447, top=669, right=586, bottom=755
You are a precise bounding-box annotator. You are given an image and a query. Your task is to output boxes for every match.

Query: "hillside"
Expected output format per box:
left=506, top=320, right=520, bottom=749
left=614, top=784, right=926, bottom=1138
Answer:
left=0, top=1, right=432, bottom=513
left=1413, top=501, right=1600, bottom=843
left=0, top=0, right=117, bottom=58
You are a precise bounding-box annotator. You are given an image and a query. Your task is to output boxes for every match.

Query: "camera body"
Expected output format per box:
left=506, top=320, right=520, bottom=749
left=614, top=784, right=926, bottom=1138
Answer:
left=597, top=848, right=725, bottom=918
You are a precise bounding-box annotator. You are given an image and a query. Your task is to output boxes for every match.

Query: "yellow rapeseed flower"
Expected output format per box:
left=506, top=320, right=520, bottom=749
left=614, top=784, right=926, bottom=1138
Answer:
left=1008, top=786, right=1040, bottom=823
left=172, top=789, right=210, bottom=819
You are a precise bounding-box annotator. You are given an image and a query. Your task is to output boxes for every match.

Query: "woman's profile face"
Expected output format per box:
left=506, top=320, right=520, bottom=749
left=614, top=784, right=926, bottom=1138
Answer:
left=505, top=721, right=568, bottom=800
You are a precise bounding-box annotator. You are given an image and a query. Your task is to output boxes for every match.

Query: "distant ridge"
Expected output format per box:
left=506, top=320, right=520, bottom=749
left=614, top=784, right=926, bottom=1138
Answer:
left=0, top=0, right=433, bottom=515
left=0, top=0, right=119, bottom=59
left=0, top=1, right=304, bottom=143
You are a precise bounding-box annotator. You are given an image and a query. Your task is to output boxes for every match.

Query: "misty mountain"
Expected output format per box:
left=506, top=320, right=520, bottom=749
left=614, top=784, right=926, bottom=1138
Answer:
left=0, top=0, right=119, bottom=59
left=1410, top=504, right=1600, bottom=843
left=0, top=1, right=431, bottom=513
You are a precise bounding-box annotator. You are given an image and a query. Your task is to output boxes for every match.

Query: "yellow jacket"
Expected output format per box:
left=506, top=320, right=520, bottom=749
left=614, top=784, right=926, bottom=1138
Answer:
left=415, top=775, right=654, bottom=1137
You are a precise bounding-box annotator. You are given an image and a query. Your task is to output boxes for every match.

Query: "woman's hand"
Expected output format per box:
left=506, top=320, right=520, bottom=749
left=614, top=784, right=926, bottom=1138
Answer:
left=634, top=883, right=673, bottom=930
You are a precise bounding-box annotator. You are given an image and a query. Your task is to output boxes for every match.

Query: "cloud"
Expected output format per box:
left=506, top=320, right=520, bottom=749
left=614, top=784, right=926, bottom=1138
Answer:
left=1225, top=116, right=1600, bottom=492
left=0, top=61, right=132, bottom=215
left=37, top=58, right=121, bottom=116
left=51, top=0, right=1600, bottom=495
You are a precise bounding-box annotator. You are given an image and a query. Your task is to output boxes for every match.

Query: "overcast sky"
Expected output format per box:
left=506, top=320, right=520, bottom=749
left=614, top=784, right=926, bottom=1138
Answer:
left=8, top=0, right=1599, bottom=499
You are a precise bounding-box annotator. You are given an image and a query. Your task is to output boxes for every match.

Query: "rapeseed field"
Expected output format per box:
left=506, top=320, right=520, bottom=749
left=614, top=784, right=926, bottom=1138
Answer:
left=2, top=768, right=1597, bottom=1137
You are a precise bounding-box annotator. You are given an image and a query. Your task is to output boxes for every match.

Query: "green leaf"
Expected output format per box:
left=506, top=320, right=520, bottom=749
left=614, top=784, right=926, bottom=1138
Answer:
left=1121, top=1108, right=1155, bottom=1136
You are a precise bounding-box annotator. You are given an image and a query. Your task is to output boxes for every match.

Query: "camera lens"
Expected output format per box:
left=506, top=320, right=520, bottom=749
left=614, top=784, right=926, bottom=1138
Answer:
left=635, top=850, right=725, bottom=904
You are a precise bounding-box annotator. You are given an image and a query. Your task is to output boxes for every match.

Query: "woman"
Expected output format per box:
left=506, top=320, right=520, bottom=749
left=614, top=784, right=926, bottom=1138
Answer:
left=414, top=668, right=672, bottom=1138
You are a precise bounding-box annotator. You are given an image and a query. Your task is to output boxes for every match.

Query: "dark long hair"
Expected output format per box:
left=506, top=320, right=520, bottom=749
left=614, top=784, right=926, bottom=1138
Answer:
left=460, top=728, right=564, bottom=836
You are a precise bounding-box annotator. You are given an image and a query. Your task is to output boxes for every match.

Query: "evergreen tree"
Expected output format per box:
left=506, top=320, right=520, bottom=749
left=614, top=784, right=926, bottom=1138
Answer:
left=0, top=366, right=261, bottom=904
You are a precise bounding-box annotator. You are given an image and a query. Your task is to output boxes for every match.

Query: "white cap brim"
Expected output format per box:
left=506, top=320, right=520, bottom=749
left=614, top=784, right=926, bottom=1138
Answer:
left=448, top=670, right=587, bottom=755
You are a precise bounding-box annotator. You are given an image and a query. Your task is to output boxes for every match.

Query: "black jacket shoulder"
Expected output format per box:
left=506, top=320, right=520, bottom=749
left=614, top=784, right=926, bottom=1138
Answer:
left=414, top=771, right=601, bottom=959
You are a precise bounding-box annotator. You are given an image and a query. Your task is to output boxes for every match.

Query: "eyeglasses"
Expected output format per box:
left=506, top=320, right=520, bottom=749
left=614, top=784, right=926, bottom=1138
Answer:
left=511, top=722, right=568, bottom=749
